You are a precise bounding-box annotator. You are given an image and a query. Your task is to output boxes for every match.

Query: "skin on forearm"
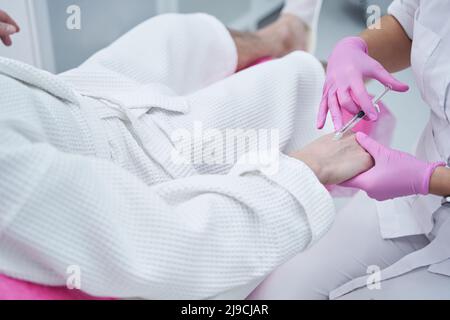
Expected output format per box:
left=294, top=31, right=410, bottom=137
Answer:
left=361, top=16, right=449, bottom=197
left=360, top=15, right=412, bottom=73
left=430, top=167, right=450, bottom=196
left=229, top=29, right=273, bottom=71
left=229, top=14, right=311, bottom=70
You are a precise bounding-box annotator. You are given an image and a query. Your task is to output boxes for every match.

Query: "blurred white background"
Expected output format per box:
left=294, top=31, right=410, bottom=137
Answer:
left=0, top=0, right=428, bottom=153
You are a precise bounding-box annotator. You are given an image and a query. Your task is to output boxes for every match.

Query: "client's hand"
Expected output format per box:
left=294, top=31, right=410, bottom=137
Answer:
left=0, top=10, right=20, bottom=46
left=290, top=133, right=374, bottom=185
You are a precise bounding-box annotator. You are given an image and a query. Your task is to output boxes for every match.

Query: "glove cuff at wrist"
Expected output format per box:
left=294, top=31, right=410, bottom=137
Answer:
left=338, top=36, right=369, bottom=54
left=419, top=162, right=447, bottom=195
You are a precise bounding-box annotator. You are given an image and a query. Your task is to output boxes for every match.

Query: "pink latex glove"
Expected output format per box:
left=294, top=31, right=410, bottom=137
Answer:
left=342, top=132, right=446, bottom=201
left=317, top=37, right=409, bottom=130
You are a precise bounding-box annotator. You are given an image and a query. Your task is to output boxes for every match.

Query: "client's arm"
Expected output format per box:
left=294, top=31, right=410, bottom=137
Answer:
left=0, top=124, right=371, bottom=300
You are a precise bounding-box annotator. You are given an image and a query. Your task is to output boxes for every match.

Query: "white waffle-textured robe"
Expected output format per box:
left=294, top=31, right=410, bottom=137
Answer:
left=0, top=13, right=334, bottom=299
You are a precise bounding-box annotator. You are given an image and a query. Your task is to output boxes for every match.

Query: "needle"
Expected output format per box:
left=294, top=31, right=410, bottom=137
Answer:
left=334, top=86, right=391, bottom=141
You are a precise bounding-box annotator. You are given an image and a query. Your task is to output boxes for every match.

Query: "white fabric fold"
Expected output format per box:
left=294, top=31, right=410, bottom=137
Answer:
left=0, top=13, right=333, bottom=299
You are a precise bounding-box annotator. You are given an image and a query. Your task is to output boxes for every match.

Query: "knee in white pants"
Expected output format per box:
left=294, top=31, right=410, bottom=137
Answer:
left=280, top=51, right=325, bottom=91
left=276, top=52, right=331, bottom=152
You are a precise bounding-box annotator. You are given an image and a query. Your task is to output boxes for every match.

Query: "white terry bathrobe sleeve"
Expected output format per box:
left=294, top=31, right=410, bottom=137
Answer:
left=0, top=14, right=334, bottom=300
left=0, top=122, right=334, bottom=300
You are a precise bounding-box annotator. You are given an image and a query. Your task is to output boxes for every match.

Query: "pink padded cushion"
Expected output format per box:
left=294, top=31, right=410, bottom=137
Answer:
left=0, top=274, right=112, bottom=300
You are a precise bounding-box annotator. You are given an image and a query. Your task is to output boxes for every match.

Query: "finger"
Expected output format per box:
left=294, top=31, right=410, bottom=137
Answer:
left=322, top=80, right=332, bottom=95
left=351, top=79, right=378, bottom=121
left=1, top=35, right=12, bottom=46
left=317, top=81, right=333, bottom=129
left=340, top=173, right=369, bottom=190
left=354, top=132, right=381, bottom=157
left=369, top=63, right=409, bottom=92
left=328, top=92, right=343, bottom=131
left=0, top=10, right=20, bottom=32
left=0, top=22, right=17, bottom=37
left=317, top=95, right=329, bottom=129
left=337, top=88, right=359, bottom=114
left=340, top=176, right=360, bottom=189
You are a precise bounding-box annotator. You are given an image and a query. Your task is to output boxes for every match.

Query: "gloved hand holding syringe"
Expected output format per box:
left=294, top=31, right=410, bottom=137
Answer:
left=333, top=85, right=392, bottom=141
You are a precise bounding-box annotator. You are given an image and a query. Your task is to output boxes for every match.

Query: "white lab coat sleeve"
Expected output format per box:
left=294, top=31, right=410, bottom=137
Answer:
left=73, top=13, right=238, bottom=96
left=388, top=0, right=420, bottom=39
left=0, top=126, right=334, bottom=300
left=283, top=0, right=323, bottom=30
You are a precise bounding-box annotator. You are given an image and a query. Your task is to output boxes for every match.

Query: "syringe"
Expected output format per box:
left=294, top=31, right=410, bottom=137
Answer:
left=334, top=86, right=391, bottom=141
